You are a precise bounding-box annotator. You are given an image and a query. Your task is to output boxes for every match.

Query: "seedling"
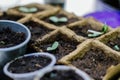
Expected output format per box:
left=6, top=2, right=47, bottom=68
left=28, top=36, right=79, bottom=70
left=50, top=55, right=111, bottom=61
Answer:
left=113, top=45, right=120, bottom=51
left=18, top=7, right=38, bottom=13
left=47, top=41, right=59, bottom=51
left=88, top=23, right=108, bottom=38
left=0, top=41, right=5, bottom=45
left=49, top=16, right=68, bottom=23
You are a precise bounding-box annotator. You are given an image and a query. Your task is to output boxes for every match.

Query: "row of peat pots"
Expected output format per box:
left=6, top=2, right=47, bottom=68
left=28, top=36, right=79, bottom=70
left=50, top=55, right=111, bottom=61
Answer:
left=0, top=20, right=119, bottom=80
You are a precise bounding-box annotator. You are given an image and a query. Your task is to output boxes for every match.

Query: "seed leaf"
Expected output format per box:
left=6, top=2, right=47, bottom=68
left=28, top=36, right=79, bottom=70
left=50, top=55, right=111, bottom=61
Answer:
left=102, top=24, right=108, bottom=33
left=49, top=16, right=58, bottom=23
left=47, top=41, right=59, bottom=51
left=0, top=41, right=5, bottom=45
left=58, top=17, right=68, bottom=22
left=49, top=16, right=68, bottom=23
left=18, top=7, right=38, bottom=13
left=87, top=30, right=103, bottom=37
left=113, top=45, right=120, bottom=51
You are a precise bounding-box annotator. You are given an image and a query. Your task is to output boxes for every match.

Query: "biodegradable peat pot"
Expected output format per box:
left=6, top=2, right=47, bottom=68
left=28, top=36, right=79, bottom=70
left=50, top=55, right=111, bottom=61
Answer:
left=34, top=65, right=91, bottom=80
left=0, top=20, right=31, bottom=67
left=103, top=64, right=120, bottom=80
left=4, top=52, right=56, bottom=80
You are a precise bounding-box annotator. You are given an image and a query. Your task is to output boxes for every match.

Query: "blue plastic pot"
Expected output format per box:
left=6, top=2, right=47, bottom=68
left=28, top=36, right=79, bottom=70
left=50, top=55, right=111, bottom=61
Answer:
left=0, top=20, right=31, bottom=68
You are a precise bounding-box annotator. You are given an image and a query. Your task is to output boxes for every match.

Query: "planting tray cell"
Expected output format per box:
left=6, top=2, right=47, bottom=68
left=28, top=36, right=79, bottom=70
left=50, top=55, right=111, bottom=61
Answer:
left=67, top=17, right=112, bottom=39
left=60, top=40, right=120, bottom=80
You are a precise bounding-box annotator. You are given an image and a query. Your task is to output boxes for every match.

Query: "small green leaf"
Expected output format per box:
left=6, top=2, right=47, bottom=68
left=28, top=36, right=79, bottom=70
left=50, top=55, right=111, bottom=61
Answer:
left=18, top=7, right=38, bottom=13
left=58, top=17, right=68, bottom=22
left=0, top=41, right=5, bottom=45
left=49, top=16, right=58, bottom=23
left=47, top=41, right=59, bottom=51
left=29, top=7, right=38, bottom=13
left=49, top=16, right=68, bottom=23
left=113, top=45, right=120, bottom=51
left=87, top=30, right=103, bottom=37
left=102, top=24, right=108, bottom=33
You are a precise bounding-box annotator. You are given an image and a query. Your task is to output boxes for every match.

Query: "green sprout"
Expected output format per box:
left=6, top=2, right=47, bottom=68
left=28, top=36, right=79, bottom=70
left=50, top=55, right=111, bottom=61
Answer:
left=47, top=41, right=59, bottom=51
left=0, top=41, right=5, bottom=45
left=102, top=24, right=108, bottom=33
left=18, top=7, right=38, bottom=13
left=49, top=16, right=68, bottom=23
left=88, top=23, right=108, bottom=38
left=113, top=45, right=120, bottom=51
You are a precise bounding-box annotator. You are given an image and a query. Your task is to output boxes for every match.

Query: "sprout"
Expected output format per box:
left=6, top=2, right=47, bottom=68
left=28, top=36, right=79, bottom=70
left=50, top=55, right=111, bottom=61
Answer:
left=18, top=7, right=38, bottom=13
left=49, top=16, right=68, bottom=23
left=0, top=41, right=5, bottom=45
left=47, top=41, right=59, bottom=51
left=113, top=45, right=120, bottom=51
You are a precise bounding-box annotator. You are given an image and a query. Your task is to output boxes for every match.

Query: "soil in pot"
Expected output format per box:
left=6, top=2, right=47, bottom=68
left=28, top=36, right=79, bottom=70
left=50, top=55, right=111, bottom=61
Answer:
left=0, top=27, right=25, bottom=48
left=71, top=47, right=119, bottom=80
left=40, top=70, right=84, bottom=80
left=106, top=37, right=120, bottom=52
left=36, top=34, right=79, bottom=60
left=42, top=14, right=79, bottom=26
left=70, top=24, right=104, bottom=38
left=8, top=55, right=51, bottom=73
left=24, top=21, right=53, bottom=43
left=0, top=12, right=23, bottom=21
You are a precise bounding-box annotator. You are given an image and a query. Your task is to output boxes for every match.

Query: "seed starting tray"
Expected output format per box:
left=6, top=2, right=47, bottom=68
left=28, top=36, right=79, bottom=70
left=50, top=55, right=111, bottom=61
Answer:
left=0, top=3, right=120, bottom=80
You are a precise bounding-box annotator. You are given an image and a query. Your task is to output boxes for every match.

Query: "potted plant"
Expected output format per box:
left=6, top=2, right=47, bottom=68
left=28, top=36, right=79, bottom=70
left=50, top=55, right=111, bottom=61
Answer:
left=3, top=52, right=56, bottom=80
left=103, top=64, right=120, bottom=80
left=7, top=3, right=57, bottom=17
left=33, top=28, right=82, bottom=62
left=35, top=8, right=83, bottom=27
left=34, top=65, right=92, bottom=80
left=59, top=40, right=120, bottom=80
left=0, top=20, right=31, bottom=68
left=67, top=17, right=112, bottom=39
left=97, top=27, right=120, bottom=53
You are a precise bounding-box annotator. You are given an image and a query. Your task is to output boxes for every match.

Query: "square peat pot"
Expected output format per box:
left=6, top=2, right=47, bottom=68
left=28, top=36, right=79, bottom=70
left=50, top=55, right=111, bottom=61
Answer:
left=84, top=11, right=120, bottom=28
left=60, top=40, right=120, bottom=80
left=0, top=20, right=31, bottom=68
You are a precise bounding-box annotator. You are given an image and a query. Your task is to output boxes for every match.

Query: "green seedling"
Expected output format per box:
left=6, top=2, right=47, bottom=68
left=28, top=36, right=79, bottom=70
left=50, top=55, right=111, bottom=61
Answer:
left=113, top=45, right=120, bottom=51
left=47, top=41, right=59, bottom=51
left=0, top=41, right=5, bottom=45
left=49, top=16, right=68, bottom=23
left=18, top=6, right=38, bottom=13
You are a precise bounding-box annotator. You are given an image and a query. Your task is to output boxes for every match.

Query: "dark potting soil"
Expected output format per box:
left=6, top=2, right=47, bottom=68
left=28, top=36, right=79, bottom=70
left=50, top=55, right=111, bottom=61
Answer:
left=8, top=55, right=51, bottom=73
left=0, top=27, right=25, bottom=48
left=37, top=34, right=79, bottom=60
left=24, top=21, right=53, bottom=42
left=71, top=47, right=119, bottom=80
left=106, top=37, right=120, bottom=52
left=40, top=70, right=84, bottom=80
left=43, top=14, right=79, bottom=26
left=70, top=24, right=102, bottom=38
left=0, top=12, right=22, bottom=21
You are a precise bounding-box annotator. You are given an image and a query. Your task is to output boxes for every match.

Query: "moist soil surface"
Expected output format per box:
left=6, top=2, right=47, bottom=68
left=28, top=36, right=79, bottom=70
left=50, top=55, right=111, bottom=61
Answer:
left=36, top=34, right=79, bottom=60
left=106, top=37, right=120, bottom=52
left=0, top=27, right=25, bottom=48
left=70, top=24, right=102, bottom=38
left=24, top=21, right=52, bottom=43
left=0, top=13, right=22, bottom=21
left=71, top=47, right=119, bottom=80
left=43, top=14, right=79, bottom=26
left=8, top=55, right=51, bottom=73
left=40, top=70, right=84, bottom=80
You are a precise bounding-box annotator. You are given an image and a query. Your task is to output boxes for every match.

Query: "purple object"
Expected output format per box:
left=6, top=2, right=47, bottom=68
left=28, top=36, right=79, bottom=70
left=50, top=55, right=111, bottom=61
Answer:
left=84, top=11, right=120, bottom=28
